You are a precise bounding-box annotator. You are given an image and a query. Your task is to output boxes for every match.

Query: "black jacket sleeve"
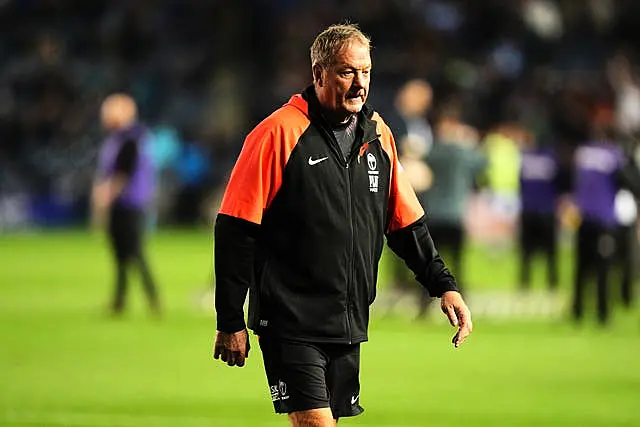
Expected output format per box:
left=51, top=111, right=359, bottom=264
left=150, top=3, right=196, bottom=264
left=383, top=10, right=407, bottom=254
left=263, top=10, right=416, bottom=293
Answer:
left=214, top=213, right=259, bottom=333
left=113, top=139, right=138, bottom=178
left=386, top=216, right=459, bottom=297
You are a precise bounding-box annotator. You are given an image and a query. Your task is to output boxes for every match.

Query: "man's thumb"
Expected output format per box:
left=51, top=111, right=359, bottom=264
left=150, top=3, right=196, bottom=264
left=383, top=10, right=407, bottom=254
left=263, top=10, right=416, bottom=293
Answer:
left=446, top=306, right=459, bottom=327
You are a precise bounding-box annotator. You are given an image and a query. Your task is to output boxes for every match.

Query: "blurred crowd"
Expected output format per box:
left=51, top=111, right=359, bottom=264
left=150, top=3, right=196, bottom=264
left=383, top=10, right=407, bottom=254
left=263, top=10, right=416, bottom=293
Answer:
left=2, top=0, right=640, bottom=230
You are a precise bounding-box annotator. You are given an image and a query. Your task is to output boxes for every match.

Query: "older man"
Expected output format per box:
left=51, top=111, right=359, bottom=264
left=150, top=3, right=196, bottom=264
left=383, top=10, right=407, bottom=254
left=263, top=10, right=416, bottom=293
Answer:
left=213, top=24, right=472, bottom=427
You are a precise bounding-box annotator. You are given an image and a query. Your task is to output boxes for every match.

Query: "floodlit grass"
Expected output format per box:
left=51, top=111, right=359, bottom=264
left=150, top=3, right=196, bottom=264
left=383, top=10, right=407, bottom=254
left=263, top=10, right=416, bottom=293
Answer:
left=0, top=229, right=638, bottom=426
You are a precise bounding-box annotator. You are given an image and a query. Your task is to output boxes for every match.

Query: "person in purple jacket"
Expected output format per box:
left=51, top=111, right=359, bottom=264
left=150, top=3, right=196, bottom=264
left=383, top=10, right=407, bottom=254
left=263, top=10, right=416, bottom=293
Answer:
left=92, top=93, right=161, bottom=317
left=572, top=127, right=640, bottom=325
left=518, top=138, right=561, bottom=292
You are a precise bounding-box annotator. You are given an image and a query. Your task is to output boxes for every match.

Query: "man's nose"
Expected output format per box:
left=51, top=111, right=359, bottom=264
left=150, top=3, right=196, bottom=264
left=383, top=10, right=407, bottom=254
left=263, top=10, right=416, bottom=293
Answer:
left=353, top=71, right=366, bottom=88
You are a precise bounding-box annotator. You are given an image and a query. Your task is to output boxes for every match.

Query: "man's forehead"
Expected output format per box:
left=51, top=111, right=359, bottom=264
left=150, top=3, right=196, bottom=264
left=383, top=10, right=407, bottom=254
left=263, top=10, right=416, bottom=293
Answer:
left=334, top=42, right=371, bottom=68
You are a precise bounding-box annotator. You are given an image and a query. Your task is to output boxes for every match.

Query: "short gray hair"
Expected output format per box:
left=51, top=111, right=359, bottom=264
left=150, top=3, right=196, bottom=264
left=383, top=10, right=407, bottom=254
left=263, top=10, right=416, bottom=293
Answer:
left=310, top=23, right=371, bottom=68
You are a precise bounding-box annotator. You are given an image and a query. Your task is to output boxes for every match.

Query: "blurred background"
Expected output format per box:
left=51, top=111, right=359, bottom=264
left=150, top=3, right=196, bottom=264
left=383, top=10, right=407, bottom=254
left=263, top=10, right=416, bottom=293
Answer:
left=1, top=1, right=640, bottom=426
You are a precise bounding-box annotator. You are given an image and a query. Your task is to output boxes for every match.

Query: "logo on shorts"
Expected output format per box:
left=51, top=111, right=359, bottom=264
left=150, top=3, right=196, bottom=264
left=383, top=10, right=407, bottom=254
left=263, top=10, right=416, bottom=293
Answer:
left=270, top=380, right=289, bottom=402
left=351, top=394, right=359, bottom=405
left=278, top=380, right=287, bottom=397
left=270, top=385, right=279, bottom=401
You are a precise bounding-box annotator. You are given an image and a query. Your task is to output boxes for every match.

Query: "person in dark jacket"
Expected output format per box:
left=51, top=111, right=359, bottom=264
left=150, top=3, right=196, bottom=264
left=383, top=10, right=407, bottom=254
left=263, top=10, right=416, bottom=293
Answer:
left=92, top=93, right=160, bottom=317
left=212, top=24, right=472, bottom=427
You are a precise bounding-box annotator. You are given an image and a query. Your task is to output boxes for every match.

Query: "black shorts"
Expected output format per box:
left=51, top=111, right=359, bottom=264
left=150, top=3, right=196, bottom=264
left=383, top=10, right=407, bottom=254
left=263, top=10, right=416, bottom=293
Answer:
left=258, top=334, right=364, bottom=418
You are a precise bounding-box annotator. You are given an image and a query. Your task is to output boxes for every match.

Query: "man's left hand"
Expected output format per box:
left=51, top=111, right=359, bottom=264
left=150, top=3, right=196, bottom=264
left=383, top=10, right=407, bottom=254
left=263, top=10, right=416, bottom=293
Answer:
left=440, top=291, right=473, bottom=348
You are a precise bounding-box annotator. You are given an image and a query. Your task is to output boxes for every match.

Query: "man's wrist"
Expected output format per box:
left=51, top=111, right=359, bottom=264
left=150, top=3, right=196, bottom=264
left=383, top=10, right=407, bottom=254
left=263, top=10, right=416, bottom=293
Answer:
left=433, top=281, right=460, bottom=298
left=216, top=317, right=247, bottom=334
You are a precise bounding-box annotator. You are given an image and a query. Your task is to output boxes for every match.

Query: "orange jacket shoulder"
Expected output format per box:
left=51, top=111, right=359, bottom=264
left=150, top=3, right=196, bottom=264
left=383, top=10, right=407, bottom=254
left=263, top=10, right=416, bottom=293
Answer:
left=219, top=99, right=310, bottom=224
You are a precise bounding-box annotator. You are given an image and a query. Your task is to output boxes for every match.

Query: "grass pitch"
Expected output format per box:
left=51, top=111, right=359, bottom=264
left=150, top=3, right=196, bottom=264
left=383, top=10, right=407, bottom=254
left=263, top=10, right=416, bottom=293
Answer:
left=0, top=230, right=638, bottom=426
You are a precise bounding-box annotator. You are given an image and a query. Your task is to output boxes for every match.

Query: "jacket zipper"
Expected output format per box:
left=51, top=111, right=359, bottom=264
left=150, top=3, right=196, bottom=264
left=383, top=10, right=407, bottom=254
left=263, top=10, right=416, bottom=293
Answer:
left=345, top=161, right=353, bottom=344
left=317, top=119, right=379, bottom=344
left=344, top=135, right=378, bottom=344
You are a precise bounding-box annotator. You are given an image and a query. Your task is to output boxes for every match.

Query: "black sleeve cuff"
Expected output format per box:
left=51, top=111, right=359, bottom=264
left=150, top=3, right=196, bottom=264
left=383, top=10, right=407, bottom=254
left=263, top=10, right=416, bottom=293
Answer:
left=216, top=317, right=247, bottom=334
left=386, top=216, right=459, bottom=297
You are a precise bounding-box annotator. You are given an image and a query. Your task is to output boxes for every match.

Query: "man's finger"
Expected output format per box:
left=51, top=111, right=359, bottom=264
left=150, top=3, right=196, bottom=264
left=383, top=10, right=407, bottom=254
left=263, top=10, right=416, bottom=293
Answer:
left=454, top=322, right=472, bottom=348
left=444, top=305, right=458, bottom=327
left=457, top=307, right=472, bottom=329
left=455, top=329, right=469, bottom=348
left=235, top=351, right=246, bottom=367
left=213, top=345, right=222, bottom=360
left=226, top=352, right=236, bottom=367
left=457, top=311, right=473, bottom=334
left=451, top=330, right=459, bottom=345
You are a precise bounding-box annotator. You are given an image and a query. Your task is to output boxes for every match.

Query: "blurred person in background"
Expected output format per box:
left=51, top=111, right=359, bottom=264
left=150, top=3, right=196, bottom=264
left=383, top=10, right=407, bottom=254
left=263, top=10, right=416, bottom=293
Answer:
left=173, top=138, right=213, bottom=225
left=385, top=78, right=434, bottom=318
left=394, top=78, right=434, bottom=156
left=212, top=23, right=472, bottom=427
left=608, top=53, right=640, bottom=139
left=607, top=57, right=640, bottom=309
left=517, top=134, right=560, bottom=292
left=479, top=124, right=523, bottom=249
left=146, top=125, right=182, bottom=230
left=424, top=103, right=486, bottom=293
left=572, top=125, right=640, bottom=325
left=614, top=186, right=638, bottom=308
left=92, top=93, right=161, bottom=318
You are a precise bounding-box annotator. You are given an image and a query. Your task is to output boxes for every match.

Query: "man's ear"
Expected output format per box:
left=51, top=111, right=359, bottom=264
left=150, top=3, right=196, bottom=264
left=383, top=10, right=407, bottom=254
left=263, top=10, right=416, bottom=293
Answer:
left=312, top=64, right=323, bottom=87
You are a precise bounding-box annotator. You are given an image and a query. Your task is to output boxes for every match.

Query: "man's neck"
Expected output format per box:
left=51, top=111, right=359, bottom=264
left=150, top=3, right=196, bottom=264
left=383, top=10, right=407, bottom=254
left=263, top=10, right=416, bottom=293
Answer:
left=312, top=86, right=355, bottom=126
left=320, top=107, right=355, bottom=127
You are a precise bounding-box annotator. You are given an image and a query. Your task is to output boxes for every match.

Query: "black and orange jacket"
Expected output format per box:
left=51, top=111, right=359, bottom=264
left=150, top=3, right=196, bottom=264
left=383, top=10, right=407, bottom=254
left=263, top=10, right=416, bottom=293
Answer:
left=214, top=86, right=458, bottom=344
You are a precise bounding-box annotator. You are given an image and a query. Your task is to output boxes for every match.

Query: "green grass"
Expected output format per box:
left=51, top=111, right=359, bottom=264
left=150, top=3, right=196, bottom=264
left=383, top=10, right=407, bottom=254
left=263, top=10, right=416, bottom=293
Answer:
left=0, top=230, right=638, bottom=426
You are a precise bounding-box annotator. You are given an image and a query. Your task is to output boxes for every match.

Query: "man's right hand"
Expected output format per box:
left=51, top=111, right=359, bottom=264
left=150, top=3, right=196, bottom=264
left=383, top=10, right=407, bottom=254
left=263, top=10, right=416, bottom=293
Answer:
left=440, top=291, right=473, bottom=348
left=213, top=329, right=250, bottom=367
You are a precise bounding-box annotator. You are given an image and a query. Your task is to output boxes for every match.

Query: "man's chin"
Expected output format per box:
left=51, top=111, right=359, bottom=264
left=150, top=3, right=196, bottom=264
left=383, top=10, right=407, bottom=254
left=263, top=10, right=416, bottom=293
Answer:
left=344, top=102, right=364, bottom=113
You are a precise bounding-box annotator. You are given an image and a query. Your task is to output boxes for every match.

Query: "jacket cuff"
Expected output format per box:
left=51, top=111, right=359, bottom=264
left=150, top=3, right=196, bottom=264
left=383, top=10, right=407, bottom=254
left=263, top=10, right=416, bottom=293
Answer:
left=417, top=274, right=459, bottom=298
left=433, top=280, right=460, bottom=298
left=216, top=317, right=247, bottom=333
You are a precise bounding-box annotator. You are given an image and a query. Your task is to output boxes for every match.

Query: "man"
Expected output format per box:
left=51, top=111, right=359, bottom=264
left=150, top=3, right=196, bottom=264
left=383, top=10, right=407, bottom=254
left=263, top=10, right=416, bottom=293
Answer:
left=213, top=24, right=472, bottom=427
left=385, top=78, right=435, bottom=318
left=92, top=93, right=161, bottom=317
left=518, top=139, right=560, bottom=292
left=424, top=103, right=486, bottom=292
left=572, top=128, right=640, bottom=325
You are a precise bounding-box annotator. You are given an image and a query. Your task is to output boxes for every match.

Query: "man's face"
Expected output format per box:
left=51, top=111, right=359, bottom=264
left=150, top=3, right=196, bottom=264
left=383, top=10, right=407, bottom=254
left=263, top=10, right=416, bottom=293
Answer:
left=315, top=41, right=371, bottom=122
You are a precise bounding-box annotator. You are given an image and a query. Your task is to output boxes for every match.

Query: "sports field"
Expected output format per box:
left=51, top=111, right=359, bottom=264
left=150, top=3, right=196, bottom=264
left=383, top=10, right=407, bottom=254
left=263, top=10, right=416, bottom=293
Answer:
left=0, top=230, right=638, bottom=426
